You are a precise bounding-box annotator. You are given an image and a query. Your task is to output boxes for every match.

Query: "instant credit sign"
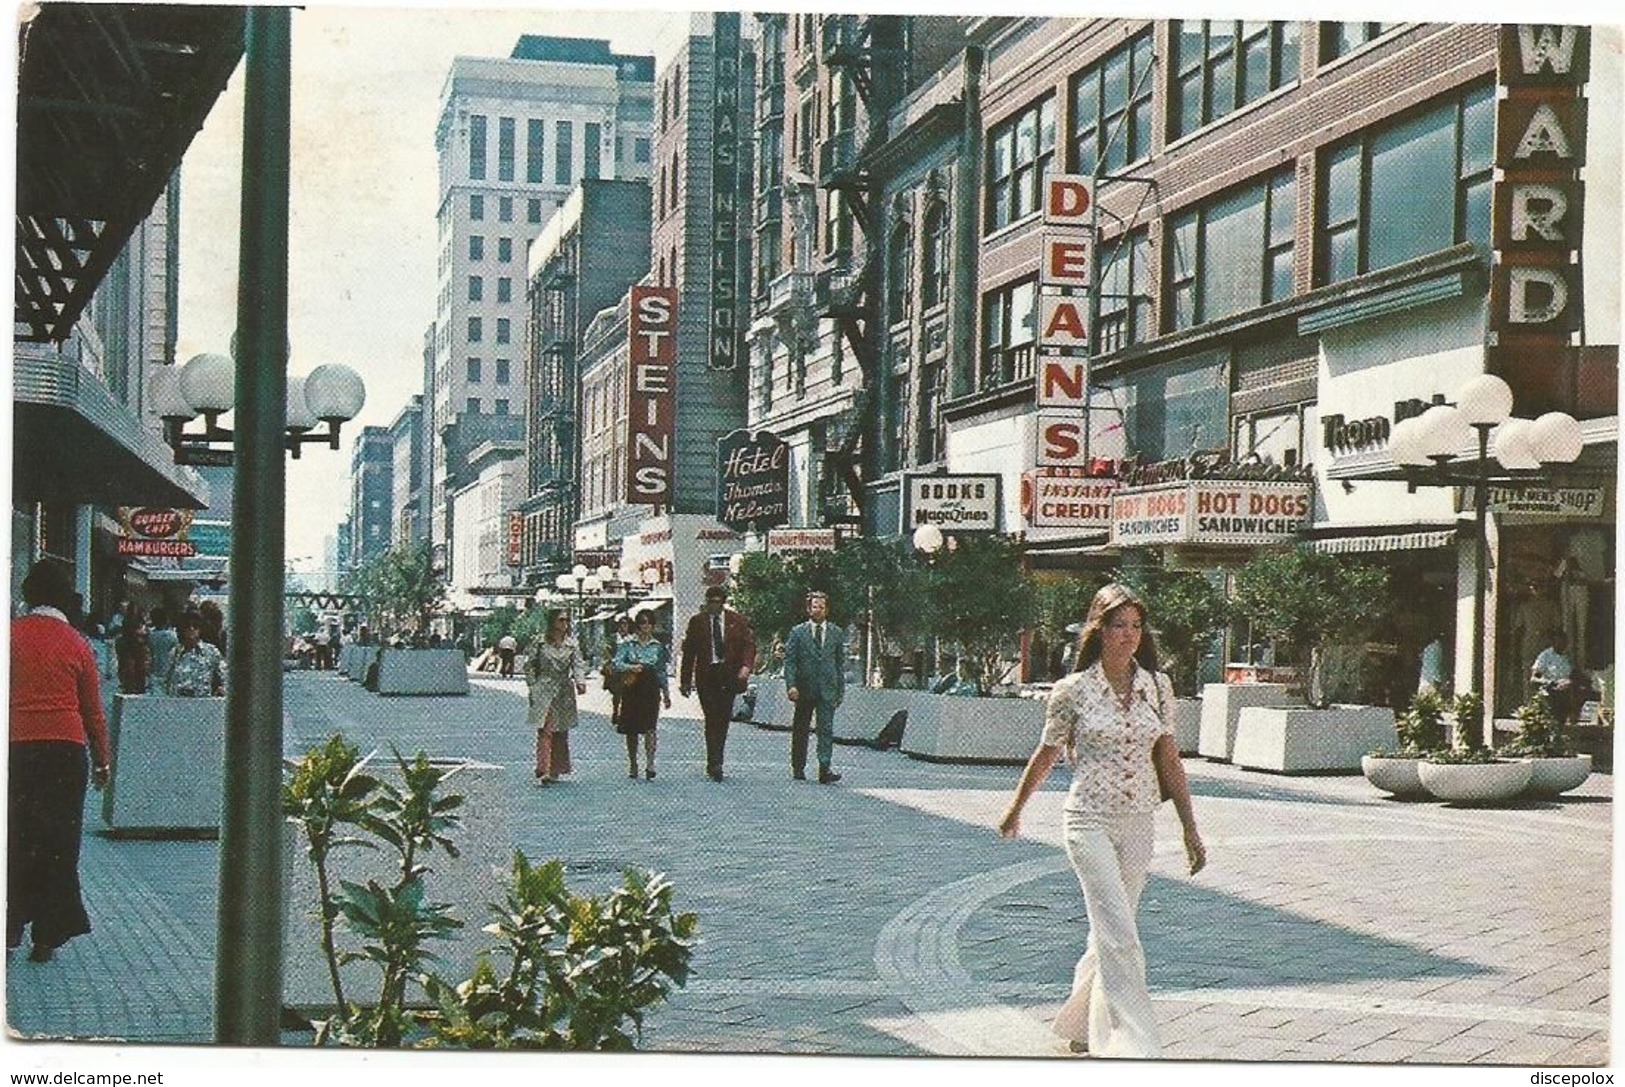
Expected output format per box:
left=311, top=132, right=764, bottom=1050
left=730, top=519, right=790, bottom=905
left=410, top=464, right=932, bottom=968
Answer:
left=1110, top=481, right=1311, bottom=547
left=1022, top=469, right=1117, bottom=531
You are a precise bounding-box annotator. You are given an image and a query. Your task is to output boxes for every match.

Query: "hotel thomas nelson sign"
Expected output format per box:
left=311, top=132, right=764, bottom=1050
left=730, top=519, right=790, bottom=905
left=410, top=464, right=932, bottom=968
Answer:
left=626, top=285, right=678, bottom=505
left=115, top=506, right=197, bottom=558
left=716, top=428, right=790, bottom=530
left=708, top=12, right=745, bottom=371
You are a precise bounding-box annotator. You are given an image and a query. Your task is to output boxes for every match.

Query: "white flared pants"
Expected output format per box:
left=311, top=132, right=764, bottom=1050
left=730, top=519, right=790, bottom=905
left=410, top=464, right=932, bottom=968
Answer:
left=1052, top=809, right=1161, bottom=1058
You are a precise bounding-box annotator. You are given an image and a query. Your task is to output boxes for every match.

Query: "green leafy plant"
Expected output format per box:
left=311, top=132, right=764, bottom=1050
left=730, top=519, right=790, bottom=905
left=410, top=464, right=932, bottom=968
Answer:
left=1386, top=687, right=1449, bottom=756
left=1504, top=689, right=1572, bottom=758
left=1115, top=561, right=1227, bottom=696
left=919, top=533, right=1037, bottom=693
left=1452, top=690, right=1485, bottom=751
left=345, top=541, right=447, bottom=636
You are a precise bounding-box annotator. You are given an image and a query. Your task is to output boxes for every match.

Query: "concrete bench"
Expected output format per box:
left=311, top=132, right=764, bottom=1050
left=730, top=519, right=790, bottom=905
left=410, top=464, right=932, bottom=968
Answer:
left=100, top=694, right=225, bottom=837
left=900, top=694, right=1043, bottom=765
left=282, top=756, right=509, bottom=1010
left=1231, top=704, right=1398, bottom=774
left=374, top=648, right=469, bottom=696
left=1197, top=683, right=1297, bottom=761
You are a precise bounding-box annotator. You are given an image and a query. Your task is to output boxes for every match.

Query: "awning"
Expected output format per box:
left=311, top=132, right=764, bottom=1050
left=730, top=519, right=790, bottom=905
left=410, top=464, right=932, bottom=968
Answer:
left=13, top=352, right=210, bottom=508
left=629, top=598, right=672, bottom=616
left=581, top=609, right=621, bottom=623
left=1309, top=529, right=1459, bottom=555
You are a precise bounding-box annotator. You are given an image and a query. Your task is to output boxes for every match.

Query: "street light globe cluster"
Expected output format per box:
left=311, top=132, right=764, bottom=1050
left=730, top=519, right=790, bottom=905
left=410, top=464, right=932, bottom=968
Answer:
left=151, top=353, right=366, bottom=428
left=1387, top=374, right=1583, bottom=471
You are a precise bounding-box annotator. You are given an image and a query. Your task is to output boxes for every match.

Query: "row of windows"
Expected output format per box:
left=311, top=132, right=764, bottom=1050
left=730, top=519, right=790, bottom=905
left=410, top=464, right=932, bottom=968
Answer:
left=466, top=115, right=607, bottom=185
left=466, top=316, right=514, bottom=345
left=471, top=193, right=544, bottom=225
left=461, top=397, right=511, bottom=416
left=467, top=235, right=516, bottom=263
left=464, top=357, right=513, bottom=384
left=467, top=276, right=515, bottom=303
left=886, top=200, right=950, bottom=321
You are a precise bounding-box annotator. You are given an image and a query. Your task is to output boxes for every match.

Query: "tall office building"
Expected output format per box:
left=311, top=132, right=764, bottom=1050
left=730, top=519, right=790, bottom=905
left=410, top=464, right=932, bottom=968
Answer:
left=428, top=35, right=655, bottom=577
left=348, top=426, right=395, bottom=571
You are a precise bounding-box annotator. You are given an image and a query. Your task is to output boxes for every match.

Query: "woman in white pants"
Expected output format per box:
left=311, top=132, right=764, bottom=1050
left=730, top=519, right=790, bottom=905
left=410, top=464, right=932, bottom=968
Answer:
left=999, top=583, right=1205, bottom=1058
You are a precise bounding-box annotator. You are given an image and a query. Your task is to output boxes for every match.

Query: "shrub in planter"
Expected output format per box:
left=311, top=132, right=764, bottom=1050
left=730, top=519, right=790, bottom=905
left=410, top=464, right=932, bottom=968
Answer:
left=1503, top=690, right=1592, bottom=797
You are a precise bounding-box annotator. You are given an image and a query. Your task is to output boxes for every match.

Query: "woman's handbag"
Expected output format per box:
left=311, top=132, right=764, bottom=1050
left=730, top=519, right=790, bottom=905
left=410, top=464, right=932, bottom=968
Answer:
left=1151, top=671, right=1175, bottom=804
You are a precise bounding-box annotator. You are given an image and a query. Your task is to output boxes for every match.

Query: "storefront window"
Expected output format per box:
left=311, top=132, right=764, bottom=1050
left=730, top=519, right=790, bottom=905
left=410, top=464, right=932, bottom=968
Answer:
left=1113, top=349, right=1227, bottom=460
left=1167, top=168, right=1294, bottom=330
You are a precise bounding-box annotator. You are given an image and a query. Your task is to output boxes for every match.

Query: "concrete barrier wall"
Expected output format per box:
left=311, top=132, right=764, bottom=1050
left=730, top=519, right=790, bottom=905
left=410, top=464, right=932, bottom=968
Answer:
left=337, top=644, right=370, bottom=679
left=901, top=695, right=1043, bottom=765
left=375, top=649, right=469, bottom=696
left=1231, top=705, right=1398, bottom=773
left=1197, top=683, right=1297, bottom=761
left=101, top=694, right=225, bottom=835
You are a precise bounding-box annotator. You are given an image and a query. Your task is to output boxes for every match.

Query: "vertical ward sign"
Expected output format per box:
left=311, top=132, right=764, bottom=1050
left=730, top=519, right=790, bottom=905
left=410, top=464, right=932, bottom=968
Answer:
left=1036, top=174, right=1094, bottom=470
left=627, top=285, right=679, bottom=505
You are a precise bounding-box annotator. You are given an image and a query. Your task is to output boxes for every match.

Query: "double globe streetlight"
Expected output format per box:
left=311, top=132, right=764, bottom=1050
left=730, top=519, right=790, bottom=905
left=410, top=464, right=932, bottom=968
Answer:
left=151, top=351, right=367, bottom=461
left=1382, top=374, right=1583, bottom=736
left=552, top=563, right=617, bottom=614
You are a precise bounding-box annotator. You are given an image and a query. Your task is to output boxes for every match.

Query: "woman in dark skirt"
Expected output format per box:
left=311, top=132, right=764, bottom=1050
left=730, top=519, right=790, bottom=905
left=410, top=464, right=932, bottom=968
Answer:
left=611, top=611, right=671, bottom=779
left=8, top=560, right=113, bottom=962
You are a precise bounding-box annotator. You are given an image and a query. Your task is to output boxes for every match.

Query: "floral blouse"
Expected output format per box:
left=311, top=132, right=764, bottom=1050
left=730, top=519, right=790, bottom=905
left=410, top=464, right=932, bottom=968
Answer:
left=612, top=638, right=670, bottom=693
left=1041, top=662, right=1172, bottom=815
left=164, top=642, right=226, bottom=697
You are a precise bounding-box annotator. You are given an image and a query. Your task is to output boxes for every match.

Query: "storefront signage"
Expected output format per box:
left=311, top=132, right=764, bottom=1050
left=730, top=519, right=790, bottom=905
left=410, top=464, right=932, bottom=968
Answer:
left=1036, top=354, right=1088, bottom=408
left=905, top=474, right=1000, bottom=531
left=716, top=428, right=790, bottom=530
left=625, top=286, right=678, bottom=505
left=767, top=527, right=838, bottom=555
left=1321, top=413, right=1391, bottom=454
left=116, top=538, right=197, bottom=558
left=1110, top=480, right=1312, bottom=547
left=117, top=506, right=193, bottom=541
left=506, top=511, right=523, bottom=567
left=1038, top=294, right=1089, bottom=351
left=1487, top=485, right=1604, bottom=517
left=709, top=12, right=744, bottom=370
left=1022, top=468, right=1118, bottom=530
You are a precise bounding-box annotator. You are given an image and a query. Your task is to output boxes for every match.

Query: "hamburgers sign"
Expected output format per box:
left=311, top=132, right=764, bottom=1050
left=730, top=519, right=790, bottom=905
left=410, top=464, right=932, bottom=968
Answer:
left=116, top=507, right=197, bottom=557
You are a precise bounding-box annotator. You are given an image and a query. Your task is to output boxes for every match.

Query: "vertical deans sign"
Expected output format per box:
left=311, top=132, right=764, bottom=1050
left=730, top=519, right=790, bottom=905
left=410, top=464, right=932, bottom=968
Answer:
left=709, top=12, right=744, bottom=370
left=626, top=285, right=678, bottom=505
left=716, top=428, right=790, bottom=530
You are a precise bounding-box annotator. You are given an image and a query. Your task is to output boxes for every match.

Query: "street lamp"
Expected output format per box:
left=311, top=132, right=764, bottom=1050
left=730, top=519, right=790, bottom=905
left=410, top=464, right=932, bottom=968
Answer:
left=555, top=563, right=610, bottom=616
left=153, top=352, right=366, bottom=462
left=1383, top=374, right=1582, bottom=741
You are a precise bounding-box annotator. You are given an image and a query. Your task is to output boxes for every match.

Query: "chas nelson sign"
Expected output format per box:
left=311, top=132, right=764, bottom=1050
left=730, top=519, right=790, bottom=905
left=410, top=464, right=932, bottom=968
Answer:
left=626, top=286, right=678, bottom=505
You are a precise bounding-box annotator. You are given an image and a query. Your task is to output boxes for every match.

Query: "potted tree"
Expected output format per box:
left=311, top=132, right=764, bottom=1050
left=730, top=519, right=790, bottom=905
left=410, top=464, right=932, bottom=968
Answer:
left=1504, top=689, right=1593, bottom=797
left=1362, top=687, right=1447, bottom=797
left=1418, top=692, right=1533, bottom=803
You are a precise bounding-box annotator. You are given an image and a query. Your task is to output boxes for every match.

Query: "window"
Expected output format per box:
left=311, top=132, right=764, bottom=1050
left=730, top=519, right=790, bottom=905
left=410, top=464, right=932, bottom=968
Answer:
left=921, top=200, right=949, bottom=309
left=466, top=357, right=482, bottom=382
left=1320, top=22, right=1400, bottom=63
left=1234, top=405, right=1310, bottom=467
left=1318, top=85, right=1492, bottom=285
left=1114, top=349, right=1228, bottom=460
left=986, top=96, right=1055, bottom=231
left=467, top=398, right=481, bottom=415
left=634, top=137, right=651, bottom=164
left=527, top=119, right=545, bottom=183
left=1167, top=168, right=1295, bottom=329
left=498, top=117, right=515, bottom=181
left=495, top=358, right=511, bottom=384
left=497, top=277, right=512, bottom=303
left=672, top=63, right=682, bottom=117
left=469, top=194, right=484, bottom=221
left=496, top=318, right=511, bottom=345
left=980, top=279, right=1038, bottom=388
left=467, top=316, right=482, bottom=343
left=555, top=120, right=573, bottom=185
left=495, top=399, right=510, bottom=416
left=499, top=196, right=513, bottom=222
left=468, top=235, right=484, bottom=261
left=1172, top=21, right=1299, bottom=139
left=1071, top=31, right=1154, bottom=177
left=824, top=188, right=851, bottom=258
left=528, top=198, right=543, bottom=224
left=467, top=275, right=483, bottom=302
left=1095, top=229, right=1152, bottom=352
left=584, top=122, right=602, bottom=180
left=468, top=114, right=487, bottom=180
left=887, top=220, right=913, bottom=323
left=757, top=229, right=781, bottom=292
left=498, top=237, right=513, bottom=262
left=918, top=361, right=945, bottom=463
left=886, top=371, right=909, bottom=471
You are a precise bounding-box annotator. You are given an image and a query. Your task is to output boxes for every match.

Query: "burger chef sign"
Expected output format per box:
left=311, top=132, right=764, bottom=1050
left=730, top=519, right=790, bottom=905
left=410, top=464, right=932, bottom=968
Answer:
left=115, top=507, right=198, bottom=558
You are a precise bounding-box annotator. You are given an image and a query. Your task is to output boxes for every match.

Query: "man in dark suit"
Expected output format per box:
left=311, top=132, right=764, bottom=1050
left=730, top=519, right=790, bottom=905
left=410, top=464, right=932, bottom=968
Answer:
left=782, top=590, right=845, bottom=784
left=680, top=584, right=757, bottom=782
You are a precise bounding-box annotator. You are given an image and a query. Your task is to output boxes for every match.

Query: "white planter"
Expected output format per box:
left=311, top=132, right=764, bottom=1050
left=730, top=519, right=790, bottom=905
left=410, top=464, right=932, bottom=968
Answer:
left=750, top=677, right=790, bottom=730
left=1521, top=755, right=1592, bottom=797
left=374, top=648, right=469, bottom=696
left=1417, top=759, right=1533, bottom=804
left=1231, top=705, right=1396, bottom=773
left=282, top=757, right=510, bottom=1010
left=900, top=693, right=1042, bottom=765
left=337, top=644, right=369, bottom=679
left=101, top=695, right=226, bottom=835
left=1361, top=755, right=1427, bottom=798
left=1171, top=697, right=1201, bottom=755
left=1197, top=683, right=1296, bottom=761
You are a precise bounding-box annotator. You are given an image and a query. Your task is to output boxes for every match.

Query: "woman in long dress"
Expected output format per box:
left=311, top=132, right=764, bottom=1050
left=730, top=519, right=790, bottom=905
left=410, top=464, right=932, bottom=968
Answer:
left=525, top=609, right=588, bottom=785
left=611, top=611, right=671, bottom=779
left=998, top=583, right=1206, bottom=1058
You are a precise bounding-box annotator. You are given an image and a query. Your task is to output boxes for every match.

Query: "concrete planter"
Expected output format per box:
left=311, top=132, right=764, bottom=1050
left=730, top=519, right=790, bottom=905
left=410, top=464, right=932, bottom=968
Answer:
left=900, top=694, right=1043, bottom=765
left=1197, top=683, right=1297, bottom=761
left=1170, top=697, right=1201, bottom=755
left=1231, top=705, right=1397, bottom=774
left=100, top=695, right=226, bottom=836
left=374, top=648, right=469, bottom=696
left=282, top=757, right=510, bottom=1010
left=750, top=679, right=920, bottom=747
left=1520, top=754, right=1592, bottom=797
left=1361, top=755, right=1427, bottom=798
left=337, top=644, right=369, bottom=678
left=1417, top=759, right=1533, bottom=804
left=749, top=677, right=790, bottom=730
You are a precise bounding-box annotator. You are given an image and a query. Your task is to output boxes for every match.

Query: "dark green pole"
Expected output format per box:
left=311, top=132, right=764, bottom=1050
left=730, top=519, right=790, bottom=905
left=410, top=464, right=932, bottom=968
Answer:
left=216, top=5, right=290, bottom=1045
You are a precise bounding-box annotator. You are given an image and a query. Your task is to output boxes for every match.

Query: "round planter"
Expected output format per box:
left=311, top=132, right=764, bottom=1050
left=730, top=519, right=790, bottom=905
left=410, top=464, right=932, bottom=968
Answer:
left=1361, top=755, right=1427, bottom=798
left=1417, top=759, right=1533, bottom=804
left=1521, top=754, right=1592, bottom=798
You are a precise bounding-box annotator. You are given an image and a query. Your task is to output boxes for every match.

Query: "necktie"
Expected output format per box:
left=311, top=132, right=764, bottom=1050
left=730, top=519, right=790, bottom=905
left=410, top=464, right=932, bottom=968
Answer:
left=816, top=624, right=823, bottom=649
left=712, top=613, right=724, bottom=663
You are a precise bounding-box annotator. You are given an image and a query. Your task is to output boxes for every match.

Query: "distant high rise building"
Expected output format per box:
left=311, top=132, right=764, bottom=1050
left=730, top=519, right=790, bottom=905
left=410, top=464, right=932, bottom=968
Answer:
left=389, top=396, right=425, bottom=548
left=428, top=35, right=656, bottom=573
left=348, top=426, right=395, bottom=571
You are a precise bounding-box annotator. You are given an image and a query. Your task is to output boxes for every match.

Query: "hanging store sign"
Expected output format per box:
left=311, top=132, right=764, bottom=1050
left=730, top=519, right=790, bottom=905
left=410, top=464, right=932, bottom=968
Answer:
left=1036, top=354, right=1089, bottom=408
left=1487, top=485, right=1604, bottom=517
left=709, top=12, right=745, bottom=370
left=1110, top=480, right=1311, bottom=547
left=506, top=511, right=524, bottom=567
left=1022, top=468, right=1118, bottom=531
left=116, top=538, right=198, bottom=558
left=767, top=527, right=838, bottom=555
left=905, top=474, right=1000, bottom=531
left=117, top=506, right=194, bottom=541
left=626, top=286, right=678, bottom=505
left=716, top=428, right=790, bottom=530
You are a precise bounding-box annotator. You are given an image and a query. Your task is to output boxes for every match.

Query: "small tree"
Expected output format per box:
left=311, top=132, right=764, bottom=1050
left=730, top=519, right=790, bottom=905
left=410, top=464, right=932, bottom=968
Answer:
left=1231, top=547, right=1388, bottom=707
left=355, top=542, right=447, bottom=636
left=480, top=606, right=522, bottom=646
left=922, top=534, right=1036, bottom=692
left=1115, top=562, right=1228, bottom=696
left=730, top=551, right=806, bottom=663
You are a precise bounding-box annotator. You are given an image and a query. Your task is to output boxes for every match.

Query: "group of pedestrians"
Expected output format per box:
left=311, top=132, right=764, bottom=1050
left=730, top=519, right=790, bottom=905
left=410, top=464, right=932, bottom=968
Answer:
left=106, top=599, right=226, bottom=698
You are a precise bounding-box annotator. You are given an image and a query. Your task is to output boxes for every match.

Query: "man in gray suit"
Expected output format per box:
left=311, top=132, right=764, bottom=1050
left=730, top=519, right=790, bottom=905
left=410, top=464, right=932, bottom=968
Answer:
left=783, top=591, right=845, bottom=784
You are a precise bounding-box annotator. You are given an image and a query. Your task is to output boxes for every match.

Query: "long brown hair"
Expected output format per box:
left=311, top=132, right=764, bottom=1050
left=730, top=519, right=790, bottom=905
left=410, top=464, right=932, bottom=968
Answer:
left=1073, top=583, right=1160, bottom=674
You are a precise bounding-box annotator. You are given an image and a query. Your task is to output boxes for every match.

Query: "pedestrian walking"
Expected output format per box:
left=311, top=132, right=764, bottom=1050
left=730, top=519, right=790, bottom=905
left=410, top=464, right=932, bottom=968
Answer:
left=114, top=608, right=152, bottom=694
left=1531, top=629, right=1579, bottom=726
left=997, top=583, right=1204, bottom=1058
left=197, top=599, right=227, bottom=655
left=782, top=591, right=845, bottom=784
left=603, top=614, right=635, bottom=730
left=611, top=610, right=671, bottom=779
left=680, top=585, right=757, bottom=782
left=162, top=609, right=226, bottom=697
left=524, top=609, right=588, bottom=786
left=146, top=608, right=178, bottom=684
left=8, top=560, right=113, bottom=963
left=497, top=632, right=519, bottom=678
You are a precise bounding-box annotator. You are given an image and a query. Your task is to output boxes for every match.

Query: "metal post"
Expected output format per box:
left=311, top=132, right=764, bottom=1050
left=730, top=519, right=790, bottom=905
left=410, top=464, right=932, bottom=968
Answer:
left=216, top=6, right=290, bottom=1045
left=1471, top=424, right=1491, bottom=745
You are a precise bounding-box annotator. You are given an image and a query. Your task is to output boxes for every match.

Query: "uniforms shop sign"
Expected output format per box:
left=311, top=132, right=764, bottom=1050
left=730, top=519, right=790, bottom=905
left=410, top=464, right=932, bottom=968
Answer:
left=905, top=474, right=1000, bottom=531
left=1110, top=481, right=1311, bottom=547
left=716, top=428, right=790, bottom=530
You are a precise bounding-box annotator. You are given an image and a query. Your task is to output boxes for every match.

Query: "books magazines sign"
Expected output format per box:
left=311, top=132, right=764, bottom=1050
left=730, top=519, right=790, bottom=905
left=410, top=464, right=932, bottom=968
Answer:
left=904, top=474, right=1000, bottom=532
left=716, top=428, right=790, bottom=530
left=626, top=286, right=678, bottom=505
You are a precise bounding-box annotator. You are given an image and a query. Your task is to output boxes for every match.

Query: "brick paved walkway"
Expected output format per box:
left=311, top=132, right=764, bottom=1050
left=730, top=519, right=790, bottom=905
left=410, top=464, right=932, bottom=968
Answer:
left=5, top=670, right=1611, bottom=1067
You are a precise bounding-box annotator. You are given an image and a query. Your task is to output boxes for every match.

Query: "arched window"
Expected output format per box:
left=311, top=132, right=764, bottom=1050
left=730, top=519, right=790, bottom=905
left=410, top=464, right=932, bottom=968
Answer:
left=921, top=200, right=949, bottom=310
left=887, top=220, right=913, bottom=324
